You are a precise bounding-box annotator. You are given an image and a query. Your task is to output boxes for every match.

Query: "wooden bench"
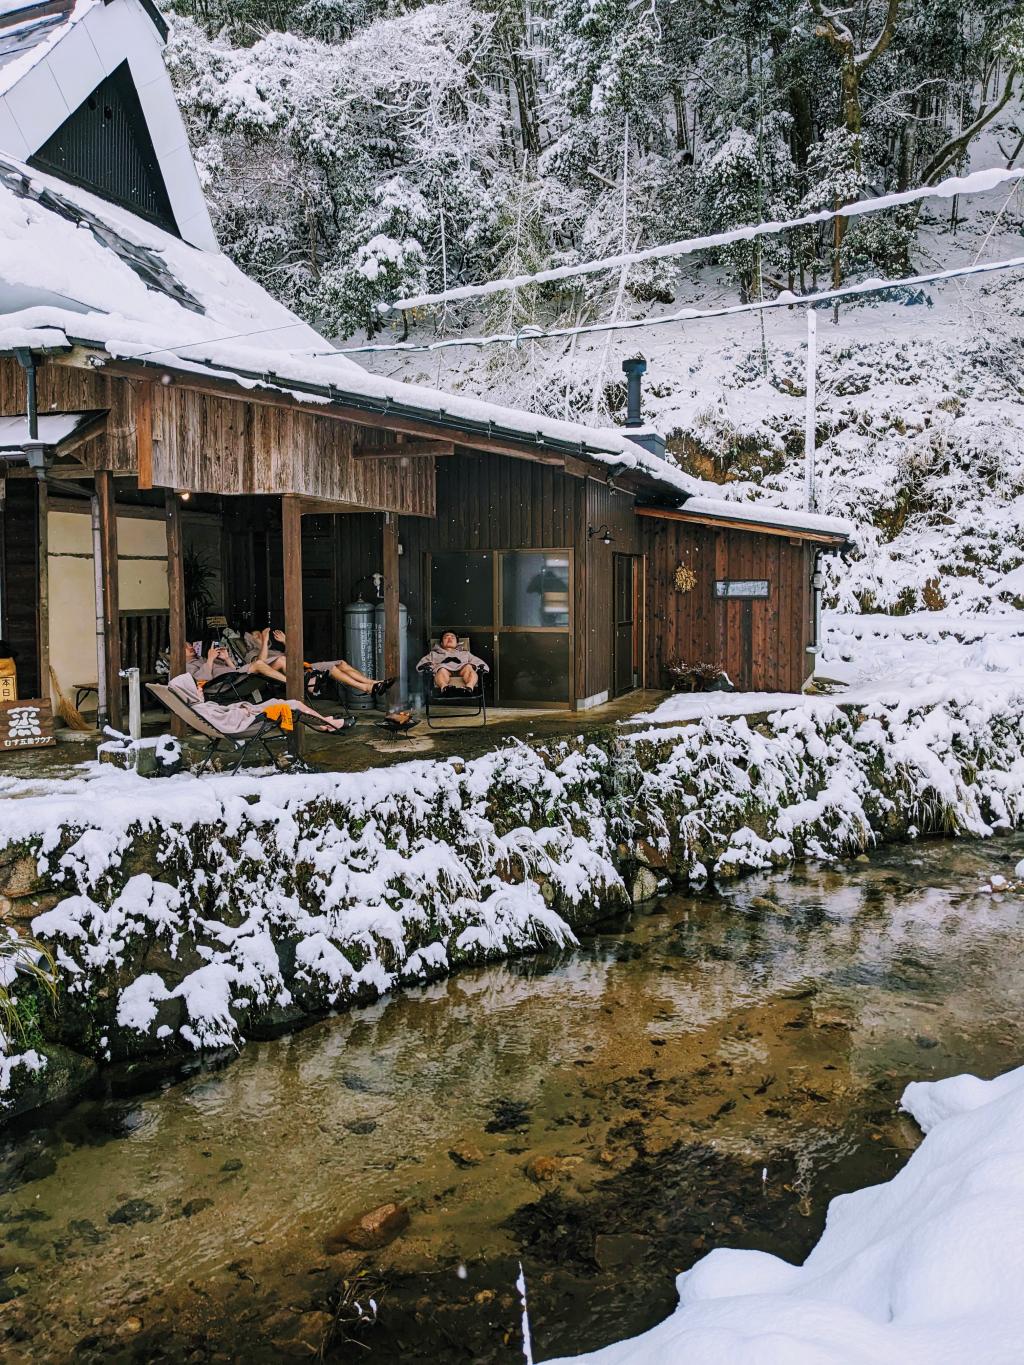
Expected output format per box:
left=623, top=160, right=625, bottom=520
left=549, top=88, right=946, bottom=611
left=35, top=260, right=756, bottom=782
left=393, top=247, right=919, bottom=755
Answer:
left=74, top=609, right=171, bottom=711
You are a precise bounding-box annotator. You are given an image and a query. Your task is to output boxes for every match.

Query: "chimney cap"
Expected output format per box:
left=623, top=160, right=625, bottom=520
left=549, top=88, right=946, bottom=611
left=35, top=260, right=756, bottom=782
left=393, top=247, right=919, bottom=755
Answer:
left=621, top=357, right=647, bottom=377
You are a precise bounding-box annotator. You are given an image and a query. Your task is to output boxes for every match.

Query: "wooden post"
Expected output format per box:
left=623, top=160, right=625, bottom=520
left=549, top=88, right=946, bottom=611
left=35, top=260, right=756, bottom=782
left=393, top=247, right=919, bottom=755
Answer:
left=135, top=381, right=154, bottom=490
left=164, top=489, right=186, bottom=738
left=94, top=470, right=121, bottom=730
left=37, top=480, right=49, bottom=705
left=282, top=494, right=305, bottom=724
left=383, top=512, right=400, bottom=685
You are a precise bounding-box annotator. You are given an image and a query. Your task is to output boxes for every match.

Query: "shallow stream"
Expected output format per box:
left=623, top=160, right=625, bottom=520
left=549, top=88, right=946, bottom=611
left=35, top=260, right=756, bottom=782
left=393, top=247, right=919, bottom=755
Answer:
left=2, top=834, right=1023, bottom=1363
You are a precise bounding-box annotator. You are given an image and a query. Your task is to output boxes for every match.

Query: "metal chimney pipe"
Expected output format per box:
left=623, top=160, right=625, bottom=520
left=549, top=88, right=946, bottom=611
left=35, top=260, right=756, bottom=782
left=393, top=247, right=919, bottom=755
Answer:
left=621, top=357, right=646, bottom=428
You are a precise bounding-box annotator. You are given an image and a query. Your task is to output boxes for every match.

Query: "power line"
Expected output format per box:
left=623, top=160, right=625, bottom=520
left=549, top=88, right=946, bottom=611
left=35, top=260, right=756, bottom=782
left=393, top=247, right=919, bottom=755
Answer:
left=379, top=165, right=1024, bottom=314
left=328, top=251, right=1024, bottom=357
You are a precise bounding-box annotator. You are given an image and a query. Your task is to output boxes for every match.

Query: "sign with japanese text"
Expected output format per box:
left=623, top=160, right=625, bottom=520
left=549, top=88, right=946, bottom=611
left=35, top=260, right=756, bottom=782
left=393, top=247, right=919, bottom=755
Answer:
left=0, top=699, right=56, bottom=750
left=715, top=580, right=770, bottom=599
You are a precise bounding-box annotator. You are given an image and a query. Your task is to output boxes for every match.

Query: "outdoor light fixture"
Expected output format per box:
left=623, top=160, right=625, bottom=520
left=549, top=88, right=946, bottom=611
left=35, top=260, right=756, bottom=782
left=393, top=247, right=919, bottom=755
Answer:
left=588, top=524, right=614, bottom=545
left=178, top=489, right=190, bottom=501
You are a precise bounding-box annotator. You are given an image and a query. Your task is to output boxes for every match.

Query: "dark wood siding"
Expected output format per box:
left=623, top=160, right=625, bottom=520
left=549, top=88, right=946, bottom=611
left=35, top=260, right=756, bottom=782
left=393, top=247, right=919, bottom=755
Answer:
left=0, top=360, right=436, bottom=514
left=0, top=356, right=135, bottom=471
left=153, top=386, right=436, bottom=514
left=643, top=517, right=813, bottom=692
left=219, top=453, right=583, bottom=696
left=583, top=481, right=643, bottom=702
left=1, top=479, right=41, bottom=696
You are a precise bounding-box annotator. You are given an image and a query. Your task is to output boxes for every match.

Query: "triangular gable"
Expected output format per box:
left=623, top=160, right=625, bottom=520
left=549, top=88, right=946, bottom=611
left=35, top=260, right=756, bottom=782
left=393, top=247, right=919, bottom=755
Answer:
left=0, top=0, right=216, bottom=250
left=29, top=59, right=176, bottom=234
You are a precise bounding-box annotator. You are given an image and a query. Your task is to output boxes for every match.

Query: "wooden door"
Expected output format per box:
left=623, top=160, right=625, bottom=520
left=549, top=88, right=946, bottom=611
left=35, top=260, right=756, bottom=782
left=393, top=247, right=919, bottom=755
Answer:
left=613, top=554, right=640, bottom=697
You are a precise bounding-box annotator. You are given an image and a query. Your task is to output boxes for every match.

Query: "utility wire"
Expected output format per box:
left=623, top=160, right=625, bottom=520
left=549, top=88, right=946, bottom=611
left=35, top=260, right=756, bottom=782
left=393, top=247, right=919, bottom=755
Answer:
left=378, top=165, right=1024, bottom=314
left=329, top=252, right=1024, bottom=356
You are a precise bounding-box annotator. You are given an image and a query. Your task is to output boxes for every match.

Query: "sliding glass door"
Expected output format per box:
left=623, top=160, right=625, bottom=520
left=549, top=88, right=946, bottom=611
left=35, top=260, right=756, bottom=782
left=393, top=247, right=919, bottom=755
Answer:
left=429, top=550, right=572, bottom=705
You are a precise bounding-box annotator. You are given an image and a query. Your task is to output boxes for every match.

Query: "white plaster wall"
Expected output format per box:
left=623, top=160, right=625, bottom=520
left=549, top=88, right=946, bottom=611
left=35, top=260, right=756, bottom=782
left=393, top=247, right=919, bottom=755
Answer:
left=47, top=509, right=167, bottom=710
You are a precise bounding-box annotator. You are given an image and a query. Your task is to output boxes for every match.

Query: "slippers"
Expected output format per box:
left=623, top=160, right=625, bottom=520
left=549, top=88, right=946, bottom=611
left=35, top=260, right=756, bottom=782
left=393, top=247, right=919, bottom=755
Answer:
left=371, top=677, right=397, bottom=698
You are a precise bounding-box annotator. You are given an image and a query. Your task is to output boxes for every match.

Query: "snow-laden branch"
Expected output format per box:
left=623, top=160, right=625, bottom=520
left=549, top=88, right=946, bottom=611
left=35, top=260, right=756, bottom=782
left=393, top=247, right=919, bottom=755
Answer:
left=382, top=165, right=1023, bottom=313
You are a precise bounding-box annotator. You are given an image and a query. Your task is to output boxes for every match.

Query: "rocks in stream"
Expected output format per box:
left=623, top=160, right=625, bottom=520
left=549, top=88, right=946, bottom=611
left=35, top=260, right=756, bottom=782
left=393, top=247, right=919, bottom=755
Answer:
left=107, top=1199, right=161, bottom=1226
left=324, top=1202, right=410, bottom=1253
left=525, top=1155, right=583, bottom=1184
left=484, top=1098, right=530, bottom=1133
left=448, top=1143, right=485, bottom=1168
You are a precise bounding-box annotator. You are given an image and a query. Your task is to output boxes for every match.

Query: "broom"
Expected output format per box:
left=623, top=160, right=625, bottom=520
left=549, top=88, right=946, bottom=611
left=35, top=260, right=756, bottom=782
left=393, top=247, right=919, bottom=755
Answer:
left=49, top=665, right=91, bottom=732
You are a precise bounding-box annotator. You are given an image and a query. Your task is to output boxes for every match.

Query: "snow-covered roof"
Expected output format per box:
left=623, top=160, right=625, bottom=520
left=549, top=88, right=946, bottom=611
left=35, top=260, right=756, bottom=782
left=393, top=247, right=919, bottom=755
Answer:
left=0, top=150, right=856, bottom=547
left=0, top=408, right=102, bottom=449
left=0, top=0, right=214, bottom=248
left=644, top=496, right=854, bottom=543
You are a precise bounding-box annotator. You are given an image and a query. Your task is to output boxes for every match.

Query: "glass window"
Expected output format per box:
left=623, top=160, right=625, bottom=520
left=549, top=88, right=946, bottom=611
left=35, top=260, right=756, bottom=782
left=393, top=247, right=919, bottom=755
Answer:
left=430, top=553, right=493, bottom=630
left=501, top=552, right=570, bottom=628
left=498, top=632, right=570, bottom=703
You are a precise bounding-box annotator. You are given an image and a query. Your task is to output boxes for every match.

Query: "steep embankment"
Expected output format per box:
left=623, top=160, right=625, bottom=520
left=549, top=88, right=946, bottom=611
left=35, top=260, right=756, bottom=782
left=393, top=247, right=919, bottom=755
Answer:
left=3, top=687, right=1024, bottom=1123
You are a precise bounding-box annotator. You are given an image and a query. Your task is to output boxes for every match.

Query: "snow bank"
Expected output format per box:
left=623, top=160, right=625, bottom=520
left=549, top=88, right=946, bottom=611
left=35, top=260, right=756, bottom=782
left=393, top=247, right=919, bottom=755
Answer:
left=624, top=685, right=1024, bottom=881
left=549, top=1061, right=1024, bottom=1365
left=0, top=741, right=624, bottom=1095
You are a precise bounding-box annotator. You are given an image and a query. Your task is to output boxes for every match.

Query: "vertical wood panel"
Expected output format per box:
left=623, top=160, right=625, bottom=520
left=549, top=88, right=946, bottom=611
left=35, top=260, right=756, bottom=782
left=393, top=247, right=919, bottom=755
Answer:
left=95, top=470, right=121, bottom=729
left=165, top=496, right=187, bottom=742
left=282, top=496, right=304, bottom=707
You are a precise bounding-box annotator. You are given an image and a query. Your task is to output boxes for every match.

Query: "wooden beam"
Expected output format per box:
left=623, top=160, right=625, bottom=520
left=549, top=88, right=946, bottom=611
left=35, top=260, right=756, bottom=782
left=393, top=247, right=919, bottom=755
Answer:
left=282, top=495, right=305, bottom=730
left=37, top=480, right=49, bottom=708
left=135, top=381, right=154, bottom=489
left=353, top=439, right=454, bottom=459
left=94, top=470, right=121, bottom=730
left=382, top=512, right=400, bottom=687
left=634, top=505, right=848, bottom=547
left=164, top=490, right=186, bottom=738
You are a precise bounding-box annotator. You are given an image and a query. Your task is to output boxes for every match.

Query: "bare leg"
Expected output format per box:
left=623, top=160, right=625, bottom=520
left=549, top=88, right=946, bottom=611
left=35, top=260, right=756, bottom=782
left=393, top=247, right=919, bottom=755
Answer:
left=327, top=661, right=374, bottom=693
left=258, top=698, right=349, bottom=732
left=247, top=659, right=285, bottom=682
left=459, top=665, right=479, bottom=689
left=434, top=667, right=452, bottom=688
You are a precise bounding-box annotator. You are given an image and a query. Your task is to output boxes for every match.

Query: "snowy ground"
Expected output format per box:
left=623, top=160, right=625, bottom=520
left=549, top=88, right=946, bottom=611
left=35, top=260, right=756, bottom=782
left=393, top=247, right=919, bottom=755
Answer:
left=629, top=610, right=1024, bottom=728
left=548, top=1059, right=1024, bottom=1365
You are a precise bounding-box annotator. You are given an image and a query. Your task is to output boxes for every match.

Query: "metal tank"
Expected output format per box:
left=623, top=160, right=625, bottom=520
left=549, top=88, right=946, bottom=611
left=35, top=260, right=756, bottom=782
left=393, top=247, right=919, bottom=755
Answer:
left=343, top=596, right=377, bottom=709
left=373, top=599, right=409, bottom=709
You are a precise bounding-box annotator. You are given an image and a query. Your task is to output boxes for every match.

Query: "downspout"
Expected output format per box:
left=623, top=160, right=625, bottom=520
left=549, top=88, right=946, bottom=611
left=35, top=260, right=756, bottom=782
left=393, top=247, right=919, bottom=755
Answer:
left=91, top=491, right=109, bottom=728
left=809, top=552, right=823, bottom=659
left=14, top=348, right=44, bottom=478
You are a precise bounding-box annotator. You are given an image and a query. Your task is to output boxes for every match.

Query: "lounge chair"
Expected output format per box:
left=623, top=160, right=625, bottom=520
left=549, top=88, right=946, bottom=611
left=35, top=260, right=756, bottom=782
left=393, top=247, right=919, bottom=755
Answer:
left=147, top=683, right=342, bottom=774
left=417, top=637, right=490, bottom=728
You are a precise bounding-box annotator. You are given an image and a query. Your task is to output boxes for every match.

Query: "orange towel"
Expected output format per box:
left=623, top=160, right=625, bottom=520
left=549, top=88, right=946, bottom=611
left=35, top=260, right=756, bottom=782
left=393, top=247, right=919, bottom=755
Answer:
left=262, top=702, right=294, bottom=732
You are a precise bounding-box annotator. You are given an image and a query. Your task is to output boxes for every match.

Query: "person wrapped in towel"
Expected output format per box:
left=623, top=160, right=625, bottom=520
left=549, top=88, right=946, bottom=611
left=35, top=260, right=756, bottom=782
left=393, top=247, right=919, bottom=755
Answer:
left=241, top=627, right=396, bottom=699
left=417, top=631, right=485, bottom=691
left=170, top=673, right=353, bottom=733
left=184, top=636, right=289, bottom=687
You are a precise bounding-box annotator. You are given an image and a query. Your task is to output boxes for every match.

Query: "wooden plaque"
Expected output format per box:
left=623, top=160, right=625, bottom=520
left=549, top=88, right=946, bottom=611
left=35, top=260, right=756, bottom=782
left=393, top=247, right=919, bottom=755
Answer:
left=0, top=699, right=56, bottom=750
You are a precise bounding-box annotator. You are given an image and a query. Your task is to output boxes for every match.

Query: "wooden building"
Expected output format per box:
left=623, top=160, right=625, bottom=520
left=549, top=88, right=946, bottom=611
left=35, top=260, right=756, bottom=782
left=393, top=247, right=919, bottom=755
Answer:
left=0, top=0, right=853, bottom=734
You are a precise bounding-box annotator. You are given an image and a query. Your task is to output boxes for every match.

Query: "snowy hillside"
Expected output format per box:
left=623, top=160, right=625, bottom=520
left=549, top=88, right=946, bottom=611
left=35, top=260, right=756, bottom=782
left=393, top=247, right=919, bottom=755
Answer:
left=162, top=0, right=1024, bottom=619
left=366, top=176, right=1024, bottom=619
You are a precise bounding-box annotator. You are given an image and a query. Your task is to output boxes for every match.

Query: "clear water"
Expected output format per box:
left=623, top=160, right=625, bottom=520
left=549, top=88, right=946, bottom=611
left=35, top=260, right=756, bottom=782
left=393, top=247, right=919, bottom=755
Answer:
left=2, top=834, right=1023, bottom=1363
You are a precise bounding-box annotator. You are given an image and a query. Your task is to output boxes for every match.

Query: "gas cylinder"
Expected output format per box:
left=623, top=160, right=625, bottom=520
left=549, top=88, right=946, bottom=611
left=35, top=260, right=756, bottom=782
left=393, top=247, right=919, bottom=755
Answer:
left=343, top=596, right=376, bottom=709
left=373, top=600, right=409, bottom=709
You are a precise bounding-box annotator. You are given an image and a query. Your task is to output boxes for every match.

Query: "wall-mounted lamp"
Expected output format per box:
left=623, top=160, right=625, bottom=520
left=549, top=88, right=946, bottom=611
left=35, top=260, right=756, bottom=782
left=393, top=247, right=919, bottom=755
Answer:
left=177, top=489, right=191, bottom=501
left=587, top=524, right=615, bottom=545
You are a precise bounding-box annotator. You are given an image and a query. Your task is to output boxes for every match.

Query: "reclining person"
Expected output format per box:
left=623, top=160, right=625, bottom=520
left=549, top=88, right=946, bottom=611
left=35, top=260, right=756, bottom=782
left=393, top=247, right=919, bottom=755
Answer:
left=244, top=627, right=396, bottom=699
left=170, top=671, right=353, bottom=733
left=184, top=640, right=286, bottom=687
left=418, top=631, right=485, bottom=691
